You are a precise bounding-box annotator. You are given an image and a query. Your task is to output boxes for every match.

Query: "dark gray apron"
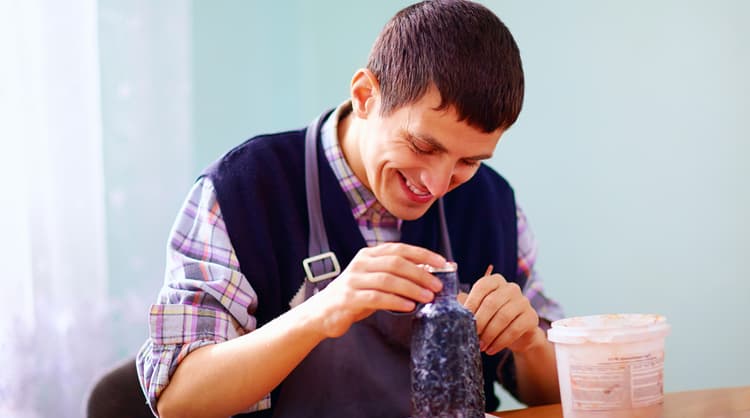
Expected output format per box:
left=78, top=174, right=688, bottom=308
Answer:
left=272, top=114, right=453, bottom=418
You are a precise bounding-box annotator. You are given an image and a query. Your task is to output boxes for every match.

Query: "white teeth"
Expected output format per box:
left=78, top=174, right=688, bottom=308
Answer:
left=405, top=176, right=430, bottom=196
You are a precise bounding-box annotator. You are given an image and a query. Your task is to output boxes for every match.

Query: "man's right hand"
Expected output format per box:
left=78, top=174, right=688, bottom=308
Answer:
left=307, top=243, right=446, bottom=338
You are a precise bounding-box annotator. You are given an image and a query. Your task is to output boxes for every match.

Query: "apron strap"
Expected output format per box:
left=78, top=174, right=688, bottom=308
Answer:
left=302, top=114, right=340, bottom=299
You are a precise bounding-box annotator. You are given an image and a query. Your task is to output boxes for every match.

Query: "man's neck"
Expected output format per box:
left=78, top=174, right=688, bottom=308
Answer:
left=337, top=108, right=369, bottom=191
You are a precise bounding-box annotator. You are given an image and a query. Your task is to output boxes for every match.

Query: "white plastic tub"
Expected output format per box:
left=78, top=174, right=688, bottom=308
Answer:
left=547, top=314, right=670, bottom=418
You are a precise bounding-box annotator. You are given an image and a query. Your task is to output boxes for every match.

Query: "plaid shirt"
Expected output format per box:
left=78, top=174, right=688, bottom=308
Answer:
left=136, top=104, right=564, bottom=414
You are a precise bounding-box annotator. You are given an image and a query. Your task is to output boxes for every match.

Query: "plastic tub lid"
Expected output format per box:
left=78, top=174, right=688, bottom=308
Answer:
left=547, top=313, right=670, bottom=344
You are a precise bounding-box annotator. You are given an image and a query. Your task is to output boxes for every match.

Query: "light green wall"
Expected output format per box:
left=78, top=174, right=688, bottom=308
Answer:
left=491, top=0, right=750, bottom=393
left=99, top=0, right=193, bottom=357
left=192, top=0, right=414, bottom=171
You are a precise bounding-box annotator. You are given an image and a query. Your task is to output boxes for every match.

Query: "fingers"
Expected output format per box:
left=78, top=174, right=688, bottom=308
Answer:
left=326, top=243, right=445, bottom=313
left=366, top=254, right=443, bottom=291
left=463, top=273, right=539, bottom=355
left=354, top=243, right=445, bottom=293
left=480, top=299, right=538, bottom=355
left=348, top=270, right=436, bottom=305
left=312, top=244, right=448, bottom=338
left=463, top=273, right=508, bottom=314
left=467, top=277, right=525, bottom=336
left=368, top=242, right=446, bottom=268
left=349, top=288, right=418, bottom=313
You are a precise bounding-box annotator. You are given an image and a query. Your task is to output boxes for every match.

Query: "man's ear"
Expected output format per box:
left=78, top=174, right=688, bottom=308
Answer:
left=350, top=69, right=380, bottom=119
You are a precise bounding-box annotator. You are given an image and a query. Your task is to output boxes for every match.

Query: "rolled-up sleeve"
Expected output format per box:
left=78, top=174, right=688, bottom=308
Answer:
left=136, top=177, right=270, bottom=415
left=497, top=206, right=565, bottom=400
left=516, top=206, right=564, bottom=326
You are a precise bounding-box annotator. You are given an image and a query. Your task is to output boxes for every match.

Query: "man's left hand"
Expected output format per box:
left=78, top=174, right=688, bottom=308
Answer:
left=460, top=273, right=545, bottom=355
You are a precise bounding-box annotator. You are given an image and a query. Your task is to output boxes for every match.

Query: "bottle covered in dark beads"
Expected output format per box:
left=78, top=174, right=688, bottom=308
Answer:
left=410, top=262, right=485, bottom=418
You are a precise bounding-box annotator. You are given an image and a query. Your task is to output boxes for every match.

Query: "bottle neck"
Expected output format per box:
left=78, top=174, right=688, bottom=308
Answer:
left=433, top=270, right=458, bottom=300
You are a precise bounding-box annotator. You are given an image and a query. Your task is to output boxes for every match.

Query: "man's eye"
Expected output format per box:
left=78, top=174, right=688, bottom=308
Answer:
left=460, top=159, right=480, bottom=167
left=409, top=142, right=433, bottom=155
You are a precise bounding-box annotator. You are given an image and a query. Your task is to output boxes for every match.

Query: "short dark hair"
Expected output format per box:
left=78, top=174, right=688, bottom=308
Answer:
left=367, top=0, right=524, bottom=133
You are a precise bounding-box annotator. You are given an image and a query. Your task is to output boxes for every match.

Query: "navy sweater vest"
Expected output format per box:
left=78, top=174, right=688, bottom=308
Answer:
left=201, top=123, right=521, bottom=415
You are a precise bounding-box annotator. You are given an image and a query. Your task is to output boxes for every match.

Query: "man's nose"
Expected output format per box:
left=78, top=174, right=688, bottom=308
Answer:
left=421, top=162, right=456, bottom=198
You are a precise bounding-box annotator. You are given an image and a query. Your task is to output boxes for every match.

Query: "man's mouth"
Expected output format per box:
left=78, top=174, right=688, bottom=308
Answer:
left=399, top=172, right=432, bottom=201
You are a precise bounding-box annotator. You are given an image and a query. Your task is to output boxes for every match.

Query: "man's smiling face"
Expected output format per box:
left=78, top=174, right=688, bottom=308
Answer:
left=354, top=86, right=504, bottom=221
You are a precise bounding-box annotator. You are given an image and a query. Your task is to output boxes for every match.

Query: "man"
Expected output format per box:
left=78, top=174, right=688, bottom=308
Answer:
left=137, top=1, right=563, bottom=417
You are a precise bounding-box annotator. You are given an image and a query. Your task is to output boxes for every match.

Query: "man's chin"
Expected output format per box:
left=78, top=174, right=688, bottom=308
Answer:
left=388, top=201, right=435, bottom=221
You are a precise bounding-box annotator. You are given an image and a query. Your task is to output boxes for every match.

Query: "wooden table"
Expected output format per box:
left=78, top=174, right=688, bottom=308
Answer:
left=491, top=386, right=750, bottom=418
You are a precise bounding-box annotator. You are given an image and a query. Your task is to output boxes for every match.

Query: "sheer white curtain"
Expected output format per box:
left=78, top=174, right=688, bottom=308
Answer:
left=1, top=0, right=193, bottom=415
left=1, top=1, right=110, bottom=416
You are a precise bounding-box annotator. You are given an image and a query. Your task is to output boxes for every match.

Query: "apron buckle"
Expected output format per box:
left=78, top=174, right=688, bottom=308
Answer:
left=302, top=251, right=341, bottom=283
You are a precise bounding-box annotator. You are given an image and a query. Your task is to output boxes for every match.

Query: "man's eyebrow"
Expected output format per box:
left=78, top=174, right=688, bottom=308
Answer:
left=405, top=130, right=493, bottom=160
left=404, top=130, right=447, bottom=153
